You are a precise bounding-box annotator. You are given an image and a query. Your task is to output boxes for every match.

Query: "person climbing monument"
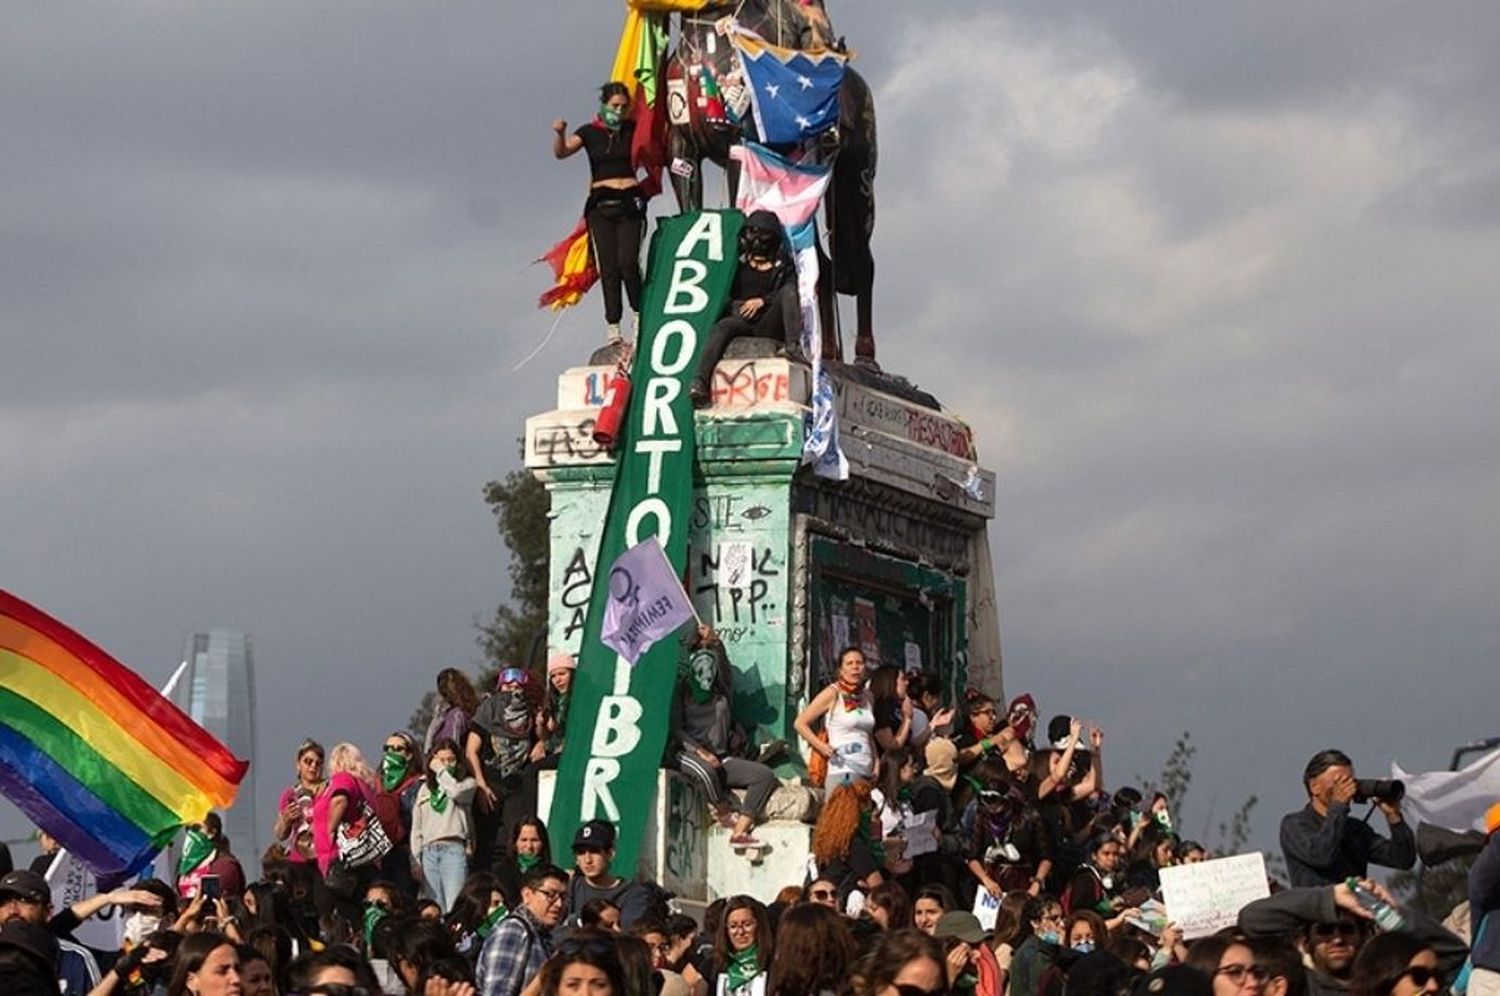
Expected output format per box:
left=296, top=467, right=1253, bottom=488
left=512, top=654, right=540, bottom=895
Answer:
left=553, top=82, right=645, bottom=344
left=689, top=210, right=802, bottom=408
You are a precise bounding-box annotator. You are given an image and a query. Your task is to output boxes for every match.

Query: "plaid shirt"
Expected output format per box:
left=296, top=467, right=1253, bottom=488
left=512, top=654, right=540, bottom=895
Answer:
left=477, top=904, right=553, bottom=996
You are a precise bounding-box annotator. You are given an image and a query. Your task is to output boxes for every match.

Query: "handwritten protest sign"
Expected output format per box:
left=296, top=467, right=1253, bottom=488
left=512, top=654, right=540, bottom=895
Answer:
left=1159, top=852, right=1270, bottom=939
left=973, top=887, right=1001, bottom=930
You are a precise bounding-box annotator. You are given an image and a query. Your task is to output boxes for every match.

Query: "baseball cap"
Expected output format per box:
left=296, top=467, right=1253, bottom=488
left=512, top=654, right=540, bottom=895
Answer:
left=573, top=819, right=617, bottom=852
left=0, top=869, right=51, bottom=905
left=933, top=910, right=989, bottom=944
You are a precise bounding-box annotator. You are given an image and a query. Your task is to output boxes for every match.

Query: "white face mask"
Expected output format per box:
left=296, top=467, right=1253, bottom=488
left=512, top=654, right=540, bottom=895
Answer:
left=123, top=911, right=162, bottom=945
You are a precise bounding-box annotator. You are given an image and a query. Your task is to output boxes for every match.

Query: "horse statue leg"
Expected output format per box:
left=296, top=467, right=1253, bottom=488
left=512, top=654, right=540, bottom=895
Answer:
left=832, top=68, right=878, bottom=368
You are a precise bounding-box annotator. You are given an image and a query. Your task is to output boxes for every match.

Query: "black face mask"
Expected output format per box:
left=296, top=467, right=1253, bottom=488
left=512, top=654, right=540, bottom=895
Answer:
left=740, top=227, right=780, bottom=259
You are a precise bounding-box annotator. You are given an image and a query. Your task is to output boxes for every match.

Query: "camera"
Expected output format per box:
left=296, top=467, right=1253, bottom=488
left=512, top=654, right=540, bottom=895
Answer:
left=1353, top=778, right=1405, bottom=804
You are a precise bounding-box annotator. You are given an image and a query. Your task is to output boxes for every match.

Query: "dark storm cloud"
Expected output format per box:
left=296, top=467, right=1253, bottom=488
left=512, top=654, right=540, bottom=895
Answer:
left=3, top=3, right=1498, bottom=856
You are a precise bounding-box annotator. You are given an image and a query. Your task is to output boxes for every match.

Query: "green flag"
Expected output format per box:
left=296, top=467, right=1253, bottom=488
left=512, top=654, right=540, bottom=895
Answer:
left=549, top=210, right=744, bottom=875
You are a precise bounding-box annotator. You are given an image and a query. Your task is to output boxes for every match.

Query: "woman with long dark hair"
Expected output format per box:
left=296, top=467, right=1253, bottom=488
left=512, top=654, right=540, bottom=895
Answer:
left=1349, top=933, right=1447, bottom=996
left=410, top=737, right=477, bottom=914
left=553, top=82, right=645, bottom=342
left=766, top=903, right=858, bottom=996
left=853, top=929, right=945, bottom=996
left=495, top=816, right=553, bottom=908
left=167, top=932, right=241, bottom=996
left=713, top=896, right=773, bottom=996
left=537, top=930, right=629, bottom=996
left=271, top=739, right=325, bottom=866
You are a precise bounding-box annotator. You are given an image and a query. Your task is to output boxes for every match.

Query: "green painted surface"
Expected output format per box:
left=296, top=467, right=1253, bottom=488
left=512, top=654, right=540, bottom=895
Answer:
left=546, top=470, right=799, bottom=743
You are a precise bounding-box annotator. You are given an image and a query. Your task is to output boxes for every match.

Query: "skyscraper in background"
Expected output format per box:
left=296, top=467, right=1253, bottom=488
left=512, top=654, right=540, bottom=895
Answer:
left=174, top=630, right=258, bottom=876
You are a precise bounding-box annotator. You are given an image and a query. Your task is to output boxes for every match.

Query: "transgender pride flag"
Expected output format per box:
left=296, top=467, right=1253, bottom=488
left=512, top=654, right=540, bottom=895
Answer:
left=730, top=142, right=847, bottom=480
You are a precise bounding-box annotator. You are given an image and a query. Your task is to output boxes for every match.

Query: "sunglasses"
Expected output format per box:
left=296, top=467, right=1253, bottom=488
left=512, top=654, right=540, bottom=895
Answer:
left=1310, top=922, right=1362, bottom=939
left=897, top=987, right=947, bottom=996
left=500, top=667, right=528, bottom=685
left=1398, top=967, right=1438, bottom=988
left=384, top=743, right=410, bottom=754
left=810, top=889, right=836, bottom=900
left=1216, top=965, right=1270, bottom=986
left=295, top=987, right=370, bottom=996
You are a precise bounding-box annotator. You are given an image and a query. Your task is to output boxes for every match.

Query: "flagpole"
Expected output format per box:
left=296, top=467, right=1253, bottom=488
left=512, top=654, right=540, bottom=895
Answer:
left=44, top=657, right=194, bottom=886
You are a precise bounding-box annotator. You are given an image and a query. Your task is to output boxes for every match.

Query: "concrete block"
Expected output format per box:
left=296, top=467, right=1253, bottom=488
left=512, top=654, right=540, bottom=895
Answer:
left=705, top=820, right=814, bottom=902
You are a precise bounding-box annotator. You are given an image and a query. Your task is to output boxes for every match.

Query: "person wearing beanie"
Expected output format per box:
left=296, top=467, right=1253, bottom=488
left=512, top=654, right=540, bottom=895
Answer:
left=1467, top=801, right=1500, bottom=995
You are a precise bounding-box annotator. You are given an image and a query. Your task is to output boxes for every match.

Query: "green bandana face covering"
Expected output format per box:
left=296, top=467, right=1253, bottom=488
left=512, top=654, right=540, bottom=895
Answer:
left=685, top=649, right=717, bottom=705
left=516, top=852, right=541, bottom=873
left=364, top=903, right=387, bottom=948
left=381, top=750, right=409, bottom=791
left=178, top=827, right=214, bottom=877
left=429, top=772, right=452, bottom=814
left=600, top=104, right=623, bottom=129
left=726, top=944, right=761, bottom=991
left=477, top=903, right=508, bottom=937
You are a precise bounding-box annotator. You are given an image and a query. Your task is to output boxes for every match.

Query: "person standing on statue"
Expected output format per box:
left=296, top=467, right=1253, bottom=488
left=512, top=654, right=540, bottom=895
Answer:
left=553, top=82, right=645, bottom=344
left=689, top=210, right=803, bottom=408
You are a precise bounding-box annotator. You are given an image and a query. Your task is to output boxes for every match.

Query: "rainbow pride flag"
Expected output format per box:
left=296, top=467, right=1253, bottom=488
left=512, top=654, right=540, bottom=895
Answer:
left=0, top=590, right=249, bottom=880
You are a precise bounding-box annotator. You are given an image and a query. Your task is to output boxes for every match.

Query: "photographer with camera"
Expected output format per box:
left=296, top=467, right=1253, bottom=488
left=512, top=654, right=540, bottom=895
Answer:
left=1280, top=749, right=1416, bottom=887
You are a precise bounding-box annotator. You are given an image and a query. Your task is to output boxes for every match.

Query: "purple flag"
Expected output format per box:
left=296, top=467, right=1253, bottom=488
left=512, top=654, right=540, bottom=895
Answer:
left=599, top=536, right=696, bottom=664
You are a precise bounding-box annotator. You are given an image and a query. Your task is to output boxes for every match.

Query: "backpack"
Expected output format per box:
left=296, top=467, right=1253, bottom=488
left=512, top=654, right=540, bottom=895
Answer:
left=372, top=775, right=420, bottom=847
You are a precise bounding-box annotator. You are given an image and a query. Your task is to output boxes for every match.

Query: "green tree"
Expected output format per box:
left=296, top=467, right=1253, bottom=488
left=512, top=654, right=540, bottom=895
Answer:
left=406, top=469, right=551, bottom=737
left=477, top=470, right=551, bottom=674
left=1141, top=731, right=1261, bottom=858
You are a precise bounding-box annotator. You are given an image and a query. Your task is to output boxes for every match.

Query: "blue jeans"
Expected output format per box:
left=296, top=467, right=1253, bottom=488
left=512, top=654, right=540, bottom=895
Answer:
left=421, top=840, right=468, bottom=913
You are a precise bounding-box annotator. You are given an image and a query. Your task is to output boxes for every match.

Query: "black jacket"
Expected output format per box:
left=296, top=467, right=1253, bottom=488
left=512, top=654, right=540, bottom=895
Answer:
left=1279, top=802, right=1416, bottom=887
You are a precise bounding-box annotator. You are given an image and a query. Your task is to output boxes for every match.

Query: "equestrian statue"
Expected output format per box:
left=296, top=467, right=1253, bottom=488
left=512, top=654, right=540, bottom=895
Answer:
left=661, top=0, right=880, bottom=369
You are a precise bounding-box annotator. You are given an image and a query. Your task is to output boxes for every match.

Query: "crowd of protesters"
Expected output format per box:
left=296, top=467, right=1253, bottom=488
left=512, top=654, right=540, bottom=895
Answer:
left=2, top=626, right=1496, bottom=996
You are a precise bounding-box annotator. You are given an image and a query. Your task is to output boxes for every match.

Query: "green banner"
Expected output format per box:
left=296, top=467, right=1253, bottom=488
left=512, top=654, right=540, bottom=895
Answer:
left=550, top=210, right=744, bottom=875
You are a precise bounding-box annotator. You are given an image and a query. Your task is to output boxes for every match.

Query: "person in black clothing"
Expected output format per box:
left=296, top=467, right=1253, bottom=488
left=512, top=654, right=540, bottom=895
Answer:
left=671, top=625, right=779, bottom=847
left=553, top=81, right=645, bottom=342
left=689, top=210, right=802, bottom=407
left=1279, top=749, right=1415, bottom=887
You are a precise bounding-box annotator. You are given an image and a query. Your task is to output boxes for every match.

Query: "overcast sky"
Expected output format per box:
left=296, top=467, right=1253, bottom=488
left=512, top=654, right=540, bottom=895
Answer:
left=3, top=3, right=1498, bottom=864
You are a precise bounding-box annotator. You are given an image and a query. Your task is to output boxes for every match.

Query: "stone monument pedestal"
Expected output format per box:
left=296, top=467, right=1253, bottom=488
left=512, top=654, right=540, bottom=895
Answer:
left=526, top=347, right=1001, bottom=901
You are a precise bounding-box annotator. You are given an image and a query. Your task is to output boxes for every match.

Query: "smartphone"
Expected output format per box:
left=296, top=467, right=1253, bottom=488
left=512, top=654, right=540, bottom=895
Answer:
left=200, top=875, right=221, bottom=899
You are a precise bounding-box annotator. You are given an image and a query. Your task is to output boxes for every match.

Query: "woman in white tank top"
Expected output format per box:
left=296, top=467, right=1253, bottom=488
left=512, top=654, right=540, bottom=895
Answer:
left=795, top=647, right=876, bottom=795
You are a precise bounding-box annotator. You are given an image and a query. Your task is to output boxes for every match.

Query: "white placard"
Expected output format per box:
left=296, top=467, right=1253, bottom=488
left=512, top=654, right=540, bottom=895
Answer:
left=47, top=851, right=122, bottom=951
left=1159, top=852, right=1270, bottom=939
left=719, top=541, right=752, bottom=588
left=972, top=887, right=1001, bottom=930
left=904, top=641, right=922, bottom=672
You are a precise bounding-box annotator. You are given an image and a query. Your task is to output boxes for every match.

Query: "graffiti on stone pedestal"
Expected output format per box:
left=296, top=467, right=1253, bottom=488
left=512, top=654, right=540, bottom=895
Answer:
left=533, top=419, right=603, bottom=465
left=664, top=775, right=706, bottom=889
left=691, top=493, right=775, bottom=535
left=695, top=544, right=780, bottom=632
left=558, top=546, right=593, bottom=640
left=582, top=370, right=619, bottom=407
left=711, top=361, right=791, bottom=407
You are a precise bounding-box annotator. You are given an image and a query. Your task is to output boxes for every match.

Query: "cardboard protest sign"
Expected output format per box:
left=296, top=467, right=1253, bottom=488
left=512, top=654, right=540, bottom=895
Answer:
left=1159, top=852, right=1270, bottom=939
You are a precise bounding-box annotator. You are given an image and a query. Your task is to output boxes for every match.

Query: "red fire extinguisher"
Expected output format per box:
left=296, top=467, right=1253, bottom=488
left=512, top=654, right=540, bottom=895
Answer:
left=592, top=366, right=632, bottom=451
